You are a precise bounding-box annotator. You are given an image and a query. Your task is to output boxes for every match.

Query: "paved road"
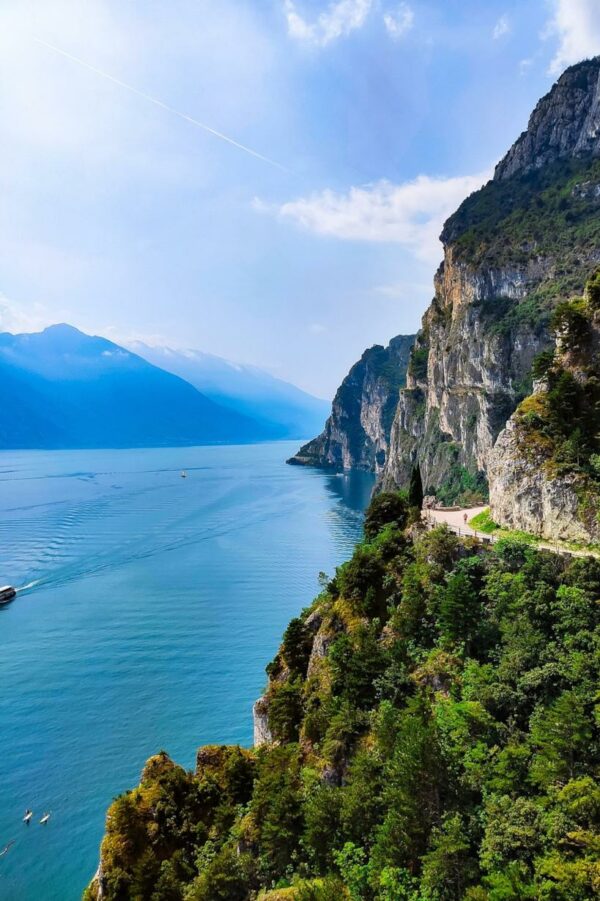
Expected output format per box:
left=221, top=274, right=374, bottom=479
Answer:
left=425, top=506, right=488, bottom=538
left=424, top=506, right=599, bottom=559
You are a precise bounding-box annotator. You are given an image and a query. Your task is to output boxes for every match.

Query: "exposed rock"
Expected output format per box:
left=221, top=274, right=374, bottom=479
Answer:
left=288, top=335, right=414, bottom=473
left=307, top=629, right=334, bottom=677
left=489, top=283, right=600, bottom=543
left=87, top=865, right=105, bottom=901
left=304, top=609, right=323, bottom=633
left=253, top=695, right=272, bottom=747
left=495, top=58, right=600, bottom=181
left=488, top=423, right=593, bottom=542
left=382, top=254, right=555, bottom=495
left=382, top=57, right=600, bottom=502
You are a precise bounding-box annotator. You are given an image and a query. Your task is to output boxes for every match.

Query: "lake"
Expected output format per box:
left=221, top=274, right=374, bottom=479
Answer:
left=0, top=443, right=373, bottom=899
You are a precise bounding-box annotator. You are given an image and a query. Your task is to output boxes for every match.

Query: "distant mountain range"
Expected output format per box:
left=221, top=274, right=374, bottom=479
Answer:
left=0, top=324, right=327, bottom=449
left=129, top=342, right=329, bottom=440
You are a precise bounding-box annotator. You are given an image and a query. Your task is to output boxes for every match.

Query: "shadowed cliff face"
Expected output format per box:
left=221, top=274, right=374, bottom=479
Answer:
left=382, top=56, right=600, bottom=503
left=288, top=335, right=415, bottom=473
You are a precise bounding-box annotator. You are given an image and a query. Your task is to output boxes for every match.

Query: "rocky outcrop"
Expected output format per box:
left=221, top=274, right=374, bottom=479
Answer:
left=382, top=57, right=600, bottom=503
left=495, top=58, right=600, bottom=180
left=489, top=279, right=600, bottom=543
left=288, top=335, right=414, bottom=473
left=253, top=695, right=272, bottom=747
left=488, top=422, right=593, bottom=542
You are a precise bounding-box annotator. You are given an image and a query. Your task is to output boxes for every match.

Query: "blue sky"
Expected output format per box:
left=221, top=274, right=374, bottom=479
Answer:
left=1, top=0, right=599, bottom=397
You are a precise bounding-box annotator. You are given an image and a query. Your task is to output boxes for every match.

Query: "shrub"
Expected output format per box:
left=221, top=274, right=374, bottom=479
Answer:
left=364, top=491, right=410, bottom=541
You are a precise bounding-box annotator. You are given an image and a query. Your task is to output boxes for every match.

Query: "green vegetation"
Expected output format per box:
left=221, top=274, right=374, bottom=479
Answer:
left=408, top=346, right=429, bottom=381
left=408, top=466, right=424, bottom=511
left=443, top=156, right=600, bottom=273
left=467, top=508, right=498, bottom=534
left=434, top=458, right=488, bottom=508
left=87, top=494, right=600, bottom=901
left=468, top=511, right=600, bottom=558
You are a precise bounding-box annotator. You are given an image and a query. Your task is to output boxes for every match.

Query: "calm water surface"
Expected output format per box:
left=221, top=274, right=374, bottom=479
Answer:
left=0, top=443, right=373, bottom=899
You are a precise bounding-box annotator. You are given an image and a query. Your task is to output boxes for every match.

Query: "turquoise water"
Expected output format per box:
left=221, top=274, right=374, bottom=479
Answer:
left=0, top=444, right=373, bottom=899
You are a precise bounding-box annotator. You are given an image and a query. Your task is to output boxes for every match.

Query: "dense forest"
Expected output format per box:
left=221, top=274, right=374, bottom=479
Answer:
left=86, top=493, right=600, bottom=900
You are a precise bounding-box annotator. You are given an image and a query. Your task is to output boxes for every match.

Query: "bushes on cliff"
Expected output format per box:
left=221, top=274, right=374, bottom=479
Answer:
left=363, top=491, right=410, bottom=541
left=89, top=529, right=600, bottom=901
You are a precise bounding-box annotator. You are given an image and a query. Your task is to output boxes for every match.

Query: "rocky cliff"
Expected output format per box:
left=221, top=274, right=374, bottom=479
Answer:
left=382, top=56, right=600, bottom=504
left=489, top=274, right=600, bottom=542
left=288, top=334, right=414, bottom=473
left=494, top=58, right=600, bottom=180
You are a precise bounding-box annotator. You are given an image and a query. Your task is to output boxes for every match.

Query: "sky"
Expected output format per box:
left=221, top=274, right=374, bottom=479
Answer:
left=1, top=1, right=600, bottom=398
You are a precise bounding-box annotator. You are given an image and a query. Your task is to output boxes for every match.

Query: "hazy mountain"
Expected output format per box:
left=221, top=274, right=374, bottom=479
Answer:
left=130, top=343, right=330, bottom=440
left=0, top=324, right=272, bottom=449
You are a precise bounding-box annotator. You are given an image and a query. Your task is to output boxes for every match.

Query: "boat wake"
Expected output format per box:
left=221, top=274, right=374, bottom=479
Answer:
left=16, top=580, right=41, bottom=592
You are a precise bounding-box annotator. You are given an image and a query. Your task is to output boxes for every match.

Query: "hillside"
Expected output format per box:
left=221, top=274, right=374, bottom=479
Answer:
left=86, top=498, right=600, bottom=900
left=0, top=325, right=268, bottom=448
left=131, top=343, right=329, bottom=441
left=288, top=336, right=415, bottom=473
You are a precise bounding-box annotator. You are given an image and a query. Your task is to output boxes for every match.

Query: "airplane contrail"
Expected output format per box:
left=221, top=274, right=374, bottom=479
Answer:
left=33, top=36, right=290, bottom=174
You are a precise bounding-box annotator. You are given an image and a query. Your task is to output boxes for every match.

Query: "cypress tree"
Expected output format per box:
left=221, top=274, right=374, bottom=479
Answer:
left=408, top=465, right=424, bottom=510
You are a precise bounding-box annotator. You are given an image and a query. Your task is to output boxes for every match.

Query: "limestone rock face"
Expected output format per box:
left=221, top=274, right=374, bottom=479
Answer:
left=495, top=59, right=600, bottom=181
left=382, top=253, right=552, bottom=494
left=382, top=57, right=600, bottom=502
left=488, top=422, right=594, bottom=543
left=288, top=335, right=414, bottom=473
left=253, top=695, right=272, bottom=747
left=488, top=286, right=600, bottom=544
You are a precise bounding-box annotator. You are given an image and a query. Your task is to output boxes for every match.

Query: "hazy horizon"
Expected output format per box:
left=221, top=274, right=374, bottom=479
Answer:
left=1, top=0, right=599, bottom=395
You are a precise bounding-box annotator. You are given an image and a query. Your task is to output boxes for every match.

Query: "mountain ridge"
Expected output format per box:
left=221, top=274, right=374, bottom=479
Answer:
left=0, top=324, right=271, bottom=448
left=130, top=341, right=329, bottom=441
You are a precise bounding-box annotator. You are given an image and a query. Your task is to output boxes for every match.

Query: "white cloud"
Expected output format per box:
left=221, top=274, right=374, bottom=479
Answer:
left=519, top=57, right=534, bottom=74
left=264, top=171, right=491, bottom=262
left=383, top=3, right=414, bottom=41
left=493, top=15, right=510, bottom=40
left=284, top=0, right=373, bottom=47
left=0, top=294, right=56, bottom=334
left=545, top=0, right=600, bottom=74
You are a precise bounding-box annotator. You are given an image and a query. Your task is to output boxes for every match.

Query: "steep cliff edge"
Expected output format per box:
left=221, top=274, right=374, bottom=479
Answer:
left=382, top=57, right=600, bottom=503
left=288, top=334, right=414, bottom=473
left=489, top=273, right=600, bottom=542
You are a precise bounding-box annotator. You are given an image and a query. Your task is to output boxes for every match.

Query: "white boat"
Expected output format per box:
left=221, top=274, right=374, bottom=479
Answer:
left=180, top=471, right=187, bottom=478
left=40, top=813, right=50, bottom=824
left=23, top=810, right=33, bottom=823
left=0, top=585, right=16, bottom=605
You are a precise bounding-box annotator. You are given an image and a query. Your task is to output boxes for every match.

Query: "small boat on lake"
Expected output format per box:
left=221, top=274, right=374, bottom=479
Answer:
left=23, top=809, right=33, bottom=824
left=0, top=586, right=16, bottom=605
left=40, top=813, right=50, bottom=825
left=180, top=470, right=187, bottom=478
